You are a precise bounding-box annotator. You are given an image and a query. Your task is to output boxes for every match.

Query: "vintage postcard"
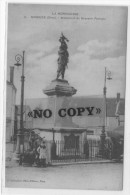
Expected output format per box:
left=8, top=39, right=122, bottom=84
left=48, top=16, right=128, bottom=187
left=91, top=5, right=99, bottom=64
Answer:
left=4, top=2, right=128, bottom=191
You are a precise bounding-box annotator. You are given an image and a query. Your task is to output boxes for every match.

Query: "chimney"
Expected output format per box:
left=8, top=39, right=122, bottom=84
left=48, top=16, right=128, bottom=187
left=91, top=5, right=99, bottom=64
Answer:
left=10, top=66, right=14, bottom=84
left=116, top=93, right=120, bottom=102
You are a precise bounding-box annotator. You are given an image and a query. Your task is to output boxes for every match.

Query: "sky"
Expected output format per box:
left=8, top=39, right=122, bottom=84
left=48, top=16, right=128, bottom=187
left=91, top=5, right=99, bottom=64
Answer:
left=7, top=4, right=128, bottom=104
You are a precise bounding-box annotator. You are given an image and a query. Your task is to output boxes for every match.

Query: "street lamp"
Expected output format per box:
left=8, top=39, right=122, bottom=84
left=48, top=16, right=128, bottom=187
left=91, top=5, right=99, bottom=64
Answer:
left=14, top=51, right=25, bottom=159
left=100, top=67, right=112, bottom=156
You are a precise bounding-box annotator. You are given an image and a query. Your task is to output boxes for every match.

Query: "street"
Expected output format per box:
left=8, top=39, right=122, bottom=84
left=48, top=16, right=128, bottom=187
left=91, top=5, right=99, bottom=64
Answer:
left=5, top=162, right=123, bottom=190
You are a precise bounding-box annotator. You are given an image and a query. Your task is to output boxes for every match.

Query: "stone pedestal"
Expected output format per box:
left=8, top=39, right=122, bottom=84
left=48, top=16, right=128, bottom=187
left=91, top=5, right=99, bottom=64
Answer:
left=43, top=79, right=77, bottom=97
left=43, top=79, right=84, bottom=149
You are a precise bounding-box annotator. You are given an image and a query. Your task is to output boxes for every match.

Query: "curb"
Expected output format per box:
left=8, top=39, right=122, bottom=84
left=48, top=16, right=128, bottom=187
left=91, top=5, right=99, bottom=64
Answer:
left=50, top=160, right=117, bottom=166
left=6, top=160, right=122, bottom=168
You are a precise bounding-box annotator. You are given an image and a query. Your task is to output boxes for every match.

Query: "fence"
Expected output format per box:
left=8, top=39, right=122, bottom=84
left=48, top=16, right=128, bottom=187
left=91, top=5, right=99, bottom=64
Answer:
left=51, top=139, right=113, bottom=163
left=11, top=133, right=113, bottom=164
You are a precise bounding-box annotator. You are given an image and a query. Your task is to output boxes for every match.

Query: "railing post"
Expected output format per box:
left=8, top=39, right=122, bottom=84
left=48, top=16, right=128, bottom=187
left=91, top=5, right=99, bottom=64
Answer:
left=75, top=140, right=76, bottom=162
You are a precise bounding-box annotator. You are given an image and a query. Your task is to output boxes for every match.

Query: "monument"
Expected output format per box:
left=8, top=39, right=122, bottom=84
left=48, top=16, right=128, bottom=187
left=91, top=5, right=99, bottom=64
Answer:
left=43, top=33, right=77, bottom=97
left=43, top=33, right=86, bottom=148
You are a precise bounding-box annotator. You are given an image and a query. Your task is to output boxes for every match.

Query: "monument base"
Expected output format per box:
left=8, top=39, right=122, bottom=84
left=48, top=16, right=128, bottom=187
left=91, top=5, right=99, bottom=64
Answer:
left=43, top=79, right=77, bottom=96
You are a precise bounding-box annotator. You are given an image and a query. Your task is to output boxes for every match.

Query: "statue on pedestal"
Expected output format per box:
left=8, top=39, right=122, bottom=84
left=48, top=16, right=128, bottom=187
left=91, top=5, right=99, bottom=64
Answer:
left=44, top=33, right=77, bottom=97
left=56, top=33, right=69, bottom=80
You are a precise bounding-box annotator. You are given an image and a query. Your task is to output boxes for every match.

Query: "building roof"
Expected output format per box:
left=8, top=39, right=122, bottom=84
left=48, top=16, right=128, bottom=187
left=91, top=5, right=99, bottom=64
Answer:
left=7, top=80, right=17, bottom=92
left=16, top=105, right=31, bottom=115
left=17, top=96, right=125, bottom=118
left=116, top=100, right=125, bottom=115
left=107, top=98, right=125, bottom=117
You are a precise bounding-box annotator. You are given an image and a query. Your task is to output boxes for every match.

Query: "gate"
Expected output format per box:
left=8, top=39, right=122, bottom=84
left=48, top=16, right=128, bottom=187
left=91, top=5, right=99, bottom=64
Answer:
left=51, top=139, right=113, bottom=163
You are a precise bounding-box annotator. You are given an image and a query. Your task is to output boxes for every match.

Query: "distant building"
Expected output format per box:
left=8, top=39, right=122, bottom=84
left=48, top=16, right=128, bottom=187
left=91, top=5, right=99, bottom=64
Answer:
left=115, top=93, right=125, bottom=126
left=6, top=67, right=17, bottom=142
left=21, top=93, right=125, bottom=143
left=15, top=104, right=33, bottom=131
left=6, top=67, right=17, bottom=161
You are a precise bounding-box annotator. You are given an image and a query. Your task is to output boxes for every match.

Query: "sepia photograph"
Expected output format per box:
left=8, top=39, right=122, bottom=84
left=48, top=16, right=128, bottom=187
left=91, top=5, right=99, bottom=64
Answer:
left=4, top=2, right=128, bottom=191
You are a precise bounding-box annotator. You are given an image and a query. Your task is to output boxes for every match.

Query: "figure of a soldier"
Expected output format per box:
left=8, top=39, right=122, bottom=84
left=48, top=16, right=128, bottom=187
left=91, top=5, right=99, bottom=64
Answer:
left=57, top=33, right=69, bottom=79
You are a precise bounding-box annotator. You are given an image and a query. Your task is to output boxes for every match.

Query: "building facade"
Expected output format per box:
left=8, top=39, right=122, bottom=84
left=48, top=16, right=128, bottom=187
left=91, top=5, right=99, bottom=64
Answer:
left=6, top=67, right=17, bottom=161
left=6, top=67, right=17, bottom=142
left=23, top=93, right=125, bottom=142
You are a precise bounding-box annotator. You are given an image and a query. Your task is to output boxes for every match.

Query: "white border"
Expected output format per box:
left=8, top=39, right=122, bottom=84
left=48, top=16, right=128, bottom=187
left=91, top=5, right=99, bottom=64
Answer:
left=1, top=0, right=130, bottom=195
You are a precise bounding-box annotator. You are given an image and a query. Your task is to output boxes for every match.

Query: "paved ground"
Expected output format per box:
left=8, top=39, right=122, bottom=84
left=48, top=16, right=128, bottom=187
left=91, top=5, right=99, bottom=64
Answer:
left=5, top=162, right=123, bottom=190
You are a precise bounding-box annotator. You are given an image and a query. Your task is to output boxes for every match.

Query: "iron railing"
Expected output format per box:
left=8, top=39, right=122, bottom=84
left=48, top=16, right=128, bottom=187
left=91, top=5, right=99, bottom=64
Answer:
left=51, top=139, right=113, bottom=163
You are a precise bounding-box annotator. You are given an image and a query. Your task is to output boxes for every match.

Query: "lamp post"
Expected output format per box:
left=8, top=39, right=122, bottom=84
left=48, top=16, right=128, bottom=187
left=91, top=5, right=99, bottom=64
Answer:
left=100, top=67, right=112, bottom=156
left=14, top=51, right=25, bottom=159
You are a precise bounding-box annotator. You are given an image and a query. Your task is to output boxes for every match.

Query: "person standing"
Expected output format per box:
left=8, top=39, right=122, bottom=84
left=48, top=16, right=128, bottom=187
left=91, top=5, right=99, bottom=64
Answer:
left=37, top=141, right=47, bottom=167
